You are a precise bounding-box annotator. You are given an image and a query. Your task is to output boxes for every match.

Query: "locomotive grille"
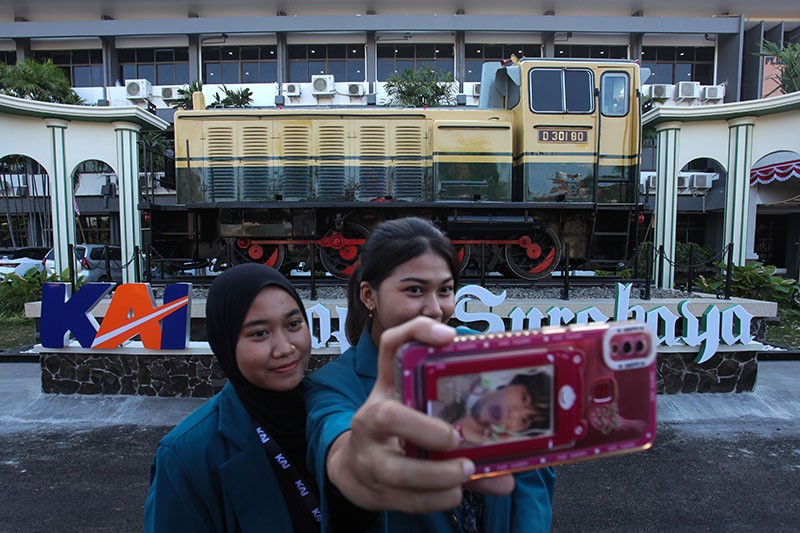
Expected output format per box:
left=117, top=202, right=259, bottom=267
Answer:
left=206, top=126, right=237, bottom=201
left=240, top=126, right=271, bottom=200
left=316, top=124, right=347, bottom=200
left=357, top=125, right=388, bottom=200
left=393, top=125, right=425, bottom=200
left=281, top=124, right=312, bottom=200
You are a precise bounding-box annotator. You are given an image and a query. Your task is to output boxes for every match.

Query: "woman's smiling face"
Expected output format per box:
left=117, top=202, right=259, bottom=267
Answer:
left=470, top=384, right=546, bottom=433
left=235, top=286, right=311, bottom=391
left=361, top=250, right=456, bottom=345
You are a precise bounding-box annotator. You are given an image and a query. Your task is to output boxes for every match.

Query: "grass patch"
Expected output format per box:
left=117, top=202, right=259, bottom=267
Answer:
left=764, top=308, right=800, bottom=349
left=0, top=315, right=37, bottom=350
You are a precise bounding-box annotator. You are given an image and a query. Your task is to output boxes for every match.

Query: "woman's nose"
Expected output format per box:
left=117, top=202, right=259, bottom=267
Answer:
left=272, top=331, right=294, bottom=357
left=421, top=294, right=444, bottom=318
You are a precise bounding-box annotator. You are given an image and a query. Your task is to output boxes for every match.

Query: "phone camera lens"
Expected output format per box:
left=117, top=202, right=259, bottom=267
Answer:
left=622, top=341, right=633, bottom=354
left=635, top=340, right=645, bottom=353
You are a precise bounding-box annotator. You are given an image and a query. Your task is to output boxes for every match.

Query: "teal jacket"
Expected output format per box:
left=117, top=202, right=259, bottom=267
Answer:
left=144, top=382, right=295, bottom=532
left=305, top=332, right=556, bottom=532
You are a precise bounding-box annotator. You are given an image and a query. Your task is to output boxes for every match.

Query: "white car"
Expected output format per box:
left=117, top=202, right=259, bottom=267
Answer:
left=0, top=247, right=49, bottom=278
left=43, top=248, right=85, bottom=279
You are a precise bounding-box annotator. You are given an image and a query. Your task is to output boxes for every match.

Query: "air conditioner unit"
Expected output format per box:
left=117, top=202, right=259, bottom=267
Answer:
left=650, top=84, right=672, bottom=100
left=283, top=83, right=301, bottom=97
left=472, top=83, right=481, bottom=97
left=676, top=173, right=691, bottom=189
left=701, top=85, right=725, bottom=101
left=125, top=79, right=152, bottom=100
left=642, top=171, right=657, bottom=190
left=676, top=81, right=701, bottom=100
left=311, top=75, right=335, bottom=96
left=691, top=173, right=714, bottom=189
left=347, top=82, right=366, bottom=96
left=160, top=86, right=183, bottom=101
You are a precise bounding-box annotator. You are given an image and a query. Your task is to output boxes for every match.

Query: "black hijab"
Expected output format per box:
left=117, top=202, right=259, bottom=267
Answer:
left=206, top=263, right=309, bottom=462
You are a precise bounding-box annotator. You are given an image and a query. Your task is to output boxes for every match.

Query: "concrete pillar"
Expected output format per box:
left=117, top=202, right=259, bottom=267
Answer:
left=653, top=121, right=682, bottom=289
left=455, top=31, right=466, bottom=92
left=188, top=34, right=201, bottom=83
left=113, top=122, right=142, bottom=282
left=725, top=116, right=756, bottom=266
left=45, top=119, right=76, bottom=276
left=366, top=31, right=377, bottom=92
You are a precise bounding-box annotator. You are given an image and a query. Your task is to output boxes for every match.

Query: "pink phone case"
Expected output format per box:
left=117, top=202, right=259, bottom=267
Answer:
left=396, top=321, right=657, bottom=478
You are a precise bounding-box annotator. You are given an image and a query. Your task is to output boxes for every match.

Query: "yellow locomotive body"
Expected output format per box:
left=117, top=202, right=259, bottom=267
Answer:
left=167, top=58, right=642, bottom=279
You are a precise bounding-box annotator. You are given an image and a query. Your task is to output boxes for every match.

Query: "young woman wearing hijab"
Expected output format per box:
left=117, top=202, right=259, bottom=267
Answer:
left=305, top=217, right=556, bottom=532
left=144, top=263, right=322, bottom=532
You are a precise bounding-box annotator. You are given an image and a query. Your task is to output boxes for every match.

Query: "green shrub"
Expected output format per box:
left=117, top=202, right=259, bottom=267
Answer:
left=697, top=261, right=800, bottom=307
left=0, top=268, right=79, bottom=317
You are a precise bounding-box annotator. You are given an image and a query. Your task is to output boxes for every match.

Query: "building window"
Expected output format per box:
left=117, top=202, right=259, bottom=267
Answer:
left=33, top=49, right=103, bottom=87
left=119, top=48, right=190, bottom=85
left=0, top=50, right=15, bottom=65
left=640, top=46, right=714, bottom=85
left=530, top=68, right=594, bottom=114
left=554, top=45, right=629, bottom=59
left=203, top=45, right=277, bottom=84
left=377, top=43, right=454, bottom=81
left=287, top=44, right=364, bottom=83
left=465, top=44, right=541, bottom=82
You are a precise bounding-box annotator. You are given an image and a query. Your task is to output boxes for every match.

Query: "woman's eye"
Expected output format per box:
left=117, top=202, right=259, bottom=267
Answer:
left=287, top=319, right=303, bottom=330
left=439, top=285, right=454, bottom=295
left=405, top=286, right=423, bottom=295
left=250, top=329, right=269, bottom=338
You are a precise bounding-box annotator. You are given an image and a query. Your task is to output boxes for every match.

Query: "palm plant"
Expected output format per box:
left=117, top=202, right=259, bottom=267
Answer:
left=760, top=40, right=800, bottom=95
left=210, top=85, right=254, bottom=108
left=171, top=80, right=204, bottom=110
left=0, top=59, right=84, bottom=104
left=384, top=66, right=456, bottom=107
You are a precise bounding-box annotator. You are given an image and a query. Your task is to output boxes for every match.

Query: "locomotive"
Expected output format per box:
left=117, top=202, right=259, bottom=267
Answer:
left=150, top=58, right=643, bottom=280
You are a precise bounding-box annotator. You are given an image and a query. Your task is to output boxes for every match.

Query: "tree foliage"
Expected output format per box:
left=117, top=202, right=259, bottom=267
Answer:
left=0, top=59, right=84, bottom=104
left=170, top=80, right=204, bottom=110
left=384, top=66, right=456, bottom=107
left=760, top=40, right=800, bottom=95
left=210, top=85, right=254, bottom=108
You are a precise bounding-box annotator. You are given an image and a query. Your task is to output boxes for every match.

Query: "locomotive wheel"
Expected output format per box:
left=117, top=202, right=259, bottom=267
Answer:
left=318, top=223, right=370, bottom=279
left=454, top=244, right=471, bottom=273
left=236, top=239, right=286, bottom=270
left=504, top=228, right=562, bottom=280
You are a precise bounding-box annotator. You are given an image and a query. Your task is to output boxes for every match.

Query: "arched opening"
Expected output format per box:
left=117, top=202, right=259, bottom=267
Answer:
left=0, top=155, right=52, bottom=248
left=750, top=150, right=800, bottom=276
left=71, top=159, right=120, bottom=246
left=677, top=157, right=727, bottom=256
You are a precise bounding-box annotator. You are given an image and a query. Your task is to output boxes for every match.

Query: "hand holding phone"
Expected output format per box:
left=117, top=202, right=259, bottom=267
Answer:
left=396, top=321, right=657, bottom=479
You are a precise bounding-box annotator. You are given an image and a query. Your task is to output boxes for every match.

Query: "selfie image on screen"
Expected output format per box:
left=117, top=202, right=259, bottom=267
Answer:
left=428, top=365, right=554, bottom=447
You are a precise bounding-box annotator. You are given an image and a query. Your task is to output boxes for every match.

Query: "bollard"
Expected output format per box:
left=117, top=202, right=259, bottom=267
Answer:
left=68, top=243, right=75, bottom=293
left=309, top=243, right=317, bottom=301
left=480, top=242, right=486, bottom=287
left=134, top=245, right=141, bottom=282
left=104, top=244, right=111, bottom=280
left=644, top=242, right=652, bottom=300
left=724, top=243, right=733, bottom=300
left=687, top=243, right=695, bottom=293
left=561, top=242, right=570, bottom=300
left=658, top=245, right=665, bottom=289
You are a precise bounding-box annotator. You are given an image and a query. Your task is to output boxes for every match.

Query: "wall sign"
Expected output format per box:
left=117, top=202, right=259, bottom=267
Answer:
left=40, top=282, right=755, bottom=363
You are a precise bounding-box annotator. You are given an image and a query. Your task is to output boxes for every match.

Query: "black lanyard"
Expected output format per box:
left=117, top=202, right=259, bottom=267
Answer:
left=255, top=425, right=322, bottom=529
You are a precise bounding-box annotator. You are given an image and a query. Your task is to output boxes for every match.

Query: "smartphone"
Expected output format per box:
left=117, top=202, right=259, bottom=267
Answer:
left=395, top=320, right=657, bottom=478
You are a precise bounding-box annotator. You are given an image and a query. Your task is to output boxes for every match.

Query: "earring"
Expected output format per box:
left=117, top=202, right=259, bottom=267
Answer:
left=368, top=307, right=373, bottom=319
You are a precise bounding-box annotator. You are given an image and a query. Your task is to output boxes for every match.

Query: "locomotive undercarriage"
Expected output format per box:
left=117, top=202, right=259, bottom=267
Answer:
left=146, top=201, right=638, bottom=281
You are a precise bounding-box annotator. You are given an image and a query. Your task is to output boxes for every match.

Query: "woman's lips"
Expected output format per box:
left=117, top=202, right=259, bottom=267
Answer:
left=271, top=360, right=299, bottom=374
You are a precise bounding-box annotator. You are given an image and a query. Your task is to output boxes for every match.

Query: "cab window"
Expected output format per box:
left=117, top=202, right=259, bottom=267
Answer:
left=529, top=68, right=593, bottom=113
left=601, top=72, right=630, bottom=117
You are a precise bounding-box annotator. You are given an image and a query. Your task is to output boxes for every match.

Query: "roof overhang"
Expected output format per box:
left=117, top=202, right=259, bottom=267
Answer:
left=643, top=91, right=800, bottom=126
left=0, top=94, right=169, bottom=130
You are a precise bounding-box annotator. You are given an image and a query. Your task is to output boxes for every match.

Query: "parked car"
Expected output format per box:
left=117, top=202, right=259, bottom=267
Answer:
left=0, top=247, right=49, bottom=278
left=42, top=248, right=84, bottom=278
left=75, top=244, right=124, bottom=282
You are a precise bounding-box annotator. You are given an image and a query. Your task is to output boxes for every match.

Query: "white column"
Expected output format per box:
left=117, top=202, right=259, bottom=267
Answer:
left=45, top=119, right=75, bottom=276
left=653, top=121, right=682, bottom=289
left=114, top=121, right=142, bottom=283
left=746, top=185, right=759, bottom=261
left=725, top=117, right=756, bottom=266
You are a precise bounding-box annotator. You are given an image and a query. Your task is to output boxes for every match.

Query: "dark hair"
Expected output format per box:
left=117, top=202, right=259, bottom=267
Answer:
left=509, top=372, right=551, bottom=430
left=345, top=217, right=459, bottom=344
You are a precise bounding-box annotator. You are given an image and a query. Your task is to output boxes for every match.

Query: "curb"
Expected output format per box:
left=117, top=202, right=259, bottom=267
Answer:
left=0, top=345, right=38, bottom=363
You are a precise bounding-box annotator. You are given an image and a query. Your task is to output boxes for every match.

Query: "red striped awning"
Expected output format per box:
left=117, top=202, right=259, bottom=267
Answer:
left=750, top=158, right=800, bottom=186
